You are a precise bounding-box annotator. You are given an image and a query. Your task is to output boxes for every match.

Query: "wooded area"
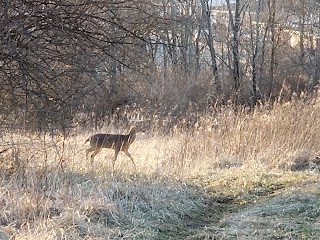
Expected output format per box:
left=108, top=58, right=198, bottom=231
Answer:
left=1, top=0, right=319, bottom=133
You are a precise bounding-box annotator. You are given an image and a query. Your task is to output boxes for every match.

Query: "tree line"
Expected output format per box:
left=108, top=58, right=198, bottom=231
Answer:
left=0, top=0, right=319, bottom=133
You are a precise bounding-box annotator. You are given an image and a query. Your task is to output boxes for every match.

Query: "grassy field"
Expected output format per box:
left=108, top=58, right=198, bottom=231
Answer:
left=1, top=99, right=320, bottom=239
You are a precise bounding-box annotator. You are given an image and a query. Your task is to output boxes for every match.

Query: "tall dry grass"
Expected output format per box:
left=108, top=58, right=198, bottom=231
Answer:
left=1, top=98, right=320, bottom=239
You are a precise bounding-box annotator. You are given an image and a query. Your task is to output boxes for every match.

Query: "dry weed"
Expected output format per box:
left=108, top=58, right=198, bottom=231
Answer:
left=1, top=99, right=320, bottom=238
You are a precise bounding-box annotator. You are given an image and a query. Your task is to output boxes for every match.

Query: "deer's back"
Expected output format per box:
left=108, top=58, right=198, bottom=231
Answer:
left=89, top=133, right=133, bottom=150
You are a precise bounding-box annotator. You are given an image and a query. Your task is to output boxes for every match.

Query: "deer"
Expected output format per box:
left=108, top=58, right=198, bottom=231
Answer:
left=84, top=126, right=142, bottom=173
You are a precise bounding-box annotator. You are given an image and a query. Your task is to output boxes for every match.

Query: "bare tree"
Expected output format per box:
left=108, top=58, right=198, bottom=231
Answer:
left=0, top=0, right=162, bottom=132
left=249, top=0, right=262, bottom=104
left=226, top=0, right=242, bottom=102
left=200, top=0, right=221, bottom=94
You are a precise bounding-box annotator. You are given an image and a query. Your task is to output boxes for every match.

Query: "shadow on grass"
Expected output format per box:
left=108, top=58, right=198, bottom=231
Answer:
left=1, top=164, right=320, bottom=239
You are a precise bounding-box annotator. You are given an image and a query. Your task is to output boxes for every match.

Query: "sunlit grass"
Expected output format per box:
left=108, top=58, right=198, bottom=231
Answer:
left=1, top=99, right=320, bottom=239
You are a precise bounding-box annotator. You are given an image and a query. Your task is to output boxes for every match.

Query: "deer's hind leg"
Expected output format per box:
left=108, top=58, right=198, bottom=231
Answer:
left=90, top=149, right=102, bottom=164
left=124, top=150, right=136, bottom=169
left=85, top=147, right=94, bottom=160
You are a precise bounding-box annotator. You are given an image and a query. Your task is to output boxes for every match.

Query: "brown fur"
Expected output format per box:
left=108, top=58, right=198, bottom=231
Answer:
left=85, top=126, right=138, bottom=172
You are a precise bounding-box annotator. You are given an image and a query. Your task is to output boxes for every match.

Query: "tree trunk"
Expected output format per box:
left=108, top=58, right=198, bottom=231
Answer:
left=268, top=0, right=276, bottom=100
left=201, top=0, right=221, bottom=95
left=226, top=0, right=241, bottom=103
left=250, top=0, right=262, bottom=104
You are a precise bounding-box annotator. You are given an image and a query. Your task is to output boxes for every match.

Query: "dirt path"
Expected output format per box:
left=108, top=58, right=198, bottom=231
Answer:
left=155, top=178, right=320, bottom=239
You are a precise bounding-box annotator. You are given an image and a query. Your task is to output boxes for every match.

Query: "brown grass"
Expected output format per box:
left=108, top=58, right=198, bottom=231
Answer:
left=1, top=98, right=320, bottom=239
